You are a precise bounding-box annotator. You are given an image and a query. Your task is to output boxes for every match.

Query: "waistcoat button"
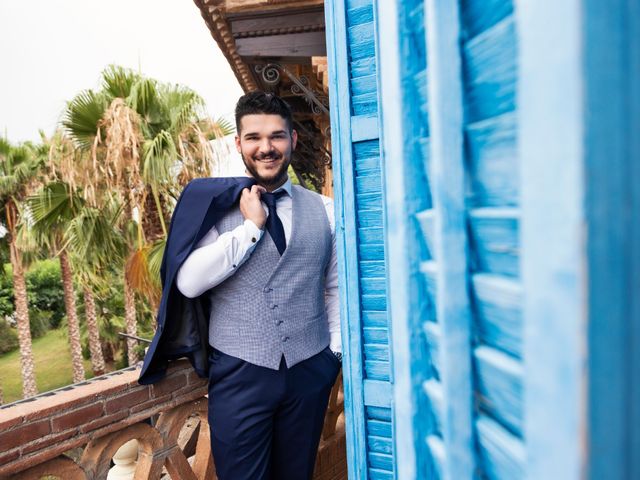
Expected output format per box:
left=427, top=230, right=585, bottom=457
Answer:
left=281, top=336, right=289, bottom=342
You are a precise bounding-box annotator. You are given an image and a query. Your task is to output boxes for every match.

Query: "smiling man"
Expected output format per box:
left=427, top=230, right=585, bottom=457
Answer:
left=174, top=92, right=341, bottom=480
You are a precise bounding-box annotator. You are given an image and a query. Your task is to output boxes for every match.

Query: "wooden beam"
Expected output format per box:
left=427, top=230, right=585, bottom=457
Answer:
left=235, top=31, right=327, bottom=57
left=229, top=9, right=324, bottom=36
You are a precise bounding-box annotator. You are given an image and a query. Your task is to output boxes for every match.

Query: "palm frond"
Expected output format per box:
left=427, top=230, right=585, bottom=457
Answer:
left=101, top=97, right=143, bottom=198
left=101, top=65, right=139, bottom=99
left=142, top=130, right=176, bottom=187
left=146, top=238, right=165, bottom=288
left=65, top=205, right=126, bottom=269
left=0, top=175, right=21, bottom=198
left=129, top=77, right=167, bottom=133
left=14, top=221, right=45, bottom=258
left=0, top=137, right=11, bottom=157
left=210, top=116, right=236, bottom=138
left=63, top=90, right=108, bottom=149
left=125, top=245, right=161, bottom=305
left=165, top=86, right=206, bottom=135
left=27, top=182, right=82, bottom=228
left=0, top=142, right=45, bottom=200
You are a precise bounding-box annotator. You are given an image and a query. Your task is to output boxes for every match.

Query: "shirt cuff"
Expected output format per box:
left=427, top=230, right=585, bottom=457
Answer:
left=329, top=333, right=341, bottom=354
left=244, top=219, right=264, bottom=241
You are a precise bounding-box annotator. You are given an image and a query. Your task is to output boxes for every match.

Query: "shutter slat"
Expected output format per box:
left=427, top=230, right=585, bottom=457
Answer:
left=423, top=378, right=444, bottom=433
left=416, top=208, right=436, bottom=260
left=463, top=15, right=517, bottom=123
left=422, top=320, right=441, bottom=377
left=469, top=207, right=520, bottom=277
left=351, top=115, right=379, bottom=142
left=474, top=346, right=523, bottom=435
left=472, top=274, right=523, bottom=357
left=476, top=415, right=525, bottom=480
left=460, top=0, right=513, bottom=39
left=426, top=434, right=445, bottom=476
left=466, top=111, right=518, bottom=207
left=363, top=379, right=392, bottom=407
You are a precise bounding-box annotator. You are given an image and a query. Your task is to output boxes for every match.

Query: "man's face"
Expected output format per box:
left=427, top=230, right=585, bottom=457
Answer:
left=235, top=114, right=297, bottom=190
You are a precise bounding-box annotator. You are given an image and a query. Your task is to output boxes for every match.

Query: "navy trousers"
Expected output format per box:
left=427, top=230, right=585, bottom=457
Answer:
left=207, top=346, right=341, bottom=480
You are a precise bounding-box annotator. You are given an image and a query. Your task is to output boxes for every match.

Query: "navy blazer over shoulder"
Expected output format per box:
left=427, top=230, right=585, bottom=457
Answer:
left=139, top=176, right=256, bottom=385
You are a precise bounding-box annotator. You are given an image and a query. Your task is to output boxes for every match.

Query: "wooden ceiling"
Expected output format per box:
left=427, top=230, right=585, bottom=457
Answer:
left=193, top=0, right=332, bottom=191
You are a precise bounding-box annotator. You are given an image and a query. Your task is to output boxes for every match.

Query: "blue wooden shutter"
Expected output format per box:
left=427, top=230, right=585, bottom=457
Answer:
left=458, top=0, right=525, bottom=478
left=328, top=0, right=639, bottom=478
left=376, top=0, right=523, bottom=478
left=325, top=1, right=395, bottom=479
left=377, top=0, right=474, bottom=478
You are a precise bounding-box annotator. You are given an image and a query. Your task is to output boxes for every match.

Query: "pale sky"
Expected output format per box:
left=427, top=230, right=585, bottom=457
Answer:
left=0, top=0, right=245, bottom=172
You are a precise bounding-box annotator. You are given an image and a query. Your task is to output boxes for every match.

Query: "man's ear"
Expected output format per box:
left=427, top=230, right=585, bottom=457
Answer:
left=235, top=135, right=241, bottom=153
left=291, top=129, right=298, bottom=150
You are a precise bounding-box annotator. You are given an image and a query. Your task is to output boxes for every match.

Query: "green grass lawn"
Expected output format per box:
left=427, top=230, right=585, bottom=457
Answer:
left=0, top=328, right=94, bottom=404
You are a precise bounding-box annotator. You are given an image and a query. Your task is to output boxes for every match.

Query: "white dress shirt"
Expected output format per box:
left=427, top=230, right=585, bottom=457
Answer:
left=176, top=177, right=341, bottom=354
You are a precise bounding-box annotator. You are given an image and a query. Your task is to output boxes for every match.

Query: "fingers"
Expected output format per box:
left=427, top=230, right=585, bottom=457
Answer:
left=242, top=185, right=267, bottom=202
left=242, top=186, right=259, bottom=200
left=240, top=186, right=267, bottom=230
left=250, top=185, right=266, bottom=196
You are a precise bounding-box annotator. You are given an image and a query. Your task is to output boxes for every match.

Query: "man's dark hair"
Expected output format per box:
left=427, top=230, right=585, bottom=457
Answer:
left=235, top=91, right=293, bottom=133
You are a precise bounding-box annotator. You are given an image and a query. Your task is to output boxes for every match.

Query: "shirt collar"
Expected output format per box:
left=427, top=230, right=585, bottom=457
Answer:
left=273, top=177, right=292, bottom=197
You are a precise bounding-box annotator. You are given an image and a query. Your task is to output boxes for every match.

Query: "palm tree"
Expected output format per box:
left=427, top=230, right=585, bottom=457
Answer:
left=29, top=165, right=127, bottom=376
left=65, top=198, right=126, bottom=374
left=0, top=138, right=46, bottom=398
left=59, top=65, right=232, bottom=365
left=82, top=283, right=105, bottom=375
left=27, top=181, right=87, bottom=382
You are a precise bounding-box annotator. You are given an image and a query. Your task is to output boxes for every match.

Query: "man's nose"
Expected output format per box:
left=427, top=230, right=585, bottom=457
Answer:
left=259, top=138, right=273, bottom=153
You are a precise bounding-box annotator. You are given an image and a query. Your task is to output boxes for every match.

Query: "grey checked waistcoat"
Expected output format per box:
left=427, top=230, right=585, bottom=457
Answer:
left=207, top=185, right=332, bottom=369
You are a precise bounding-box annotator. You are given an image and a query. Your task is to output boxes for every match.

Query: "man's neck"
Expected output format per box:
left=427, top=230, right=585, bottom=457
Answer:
left=264, top=178, right=287, bottom=192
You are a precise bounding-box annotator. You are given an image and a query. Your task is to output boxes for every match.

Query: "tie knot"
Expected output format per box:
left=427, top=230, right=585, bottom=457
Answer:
left=262, top=190, right=287, bottom=208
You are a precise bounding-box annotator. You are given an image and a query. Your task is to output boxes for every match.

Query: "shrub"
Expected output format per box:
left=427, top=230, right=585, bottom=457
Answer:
left=26, top=259, right=65, bottom=328
left=0, top=265, right=14, bottom=319
left=30, top=310, right=52, bottom=339
left=0, top=260, right=66, bottom=330
left=0, top=317, right=19, bottom=354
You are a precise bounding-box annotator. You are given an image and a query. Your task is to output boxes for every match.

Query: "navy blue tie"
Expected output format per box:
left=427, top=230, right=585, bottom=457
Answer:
left=261, top=190, right=287, bottom=255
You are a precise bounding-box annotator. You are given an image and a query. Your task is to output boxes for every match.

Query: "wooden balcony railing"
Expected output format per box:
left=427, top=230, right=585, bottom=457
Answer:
left=0, top=360, right=346, bottom=480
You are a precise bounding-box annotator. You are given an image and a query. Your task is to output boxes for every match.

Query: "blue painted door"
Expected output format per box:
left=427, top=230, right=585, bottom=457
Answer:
left=325, top=1, right=395, bottom=479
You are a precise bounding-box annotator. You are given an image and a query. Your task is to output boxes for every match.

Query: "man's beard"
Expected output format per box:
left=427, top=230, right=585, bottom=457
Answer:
left=242, top=151, right=290, bottom=189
